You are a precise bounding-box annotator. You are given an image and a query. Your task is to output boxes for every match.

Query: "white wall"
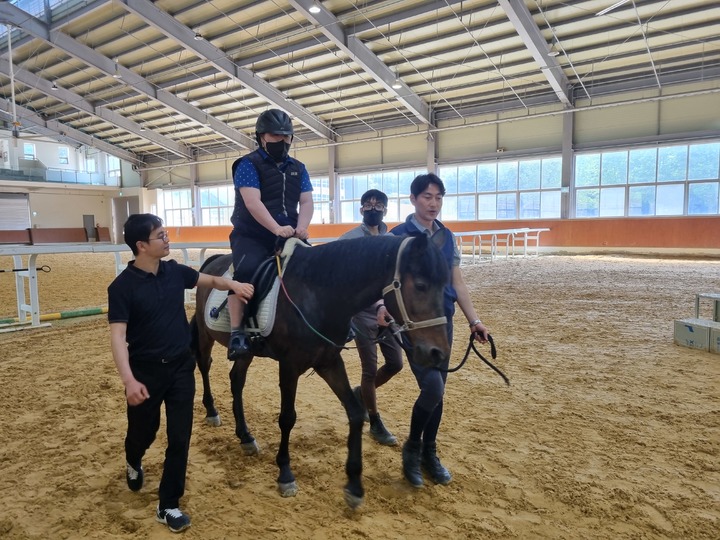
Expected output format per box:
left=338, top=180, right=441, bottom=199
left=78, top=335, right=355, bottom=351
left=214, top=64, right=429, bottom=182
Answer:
left=29, top=188, right=114, bottom=228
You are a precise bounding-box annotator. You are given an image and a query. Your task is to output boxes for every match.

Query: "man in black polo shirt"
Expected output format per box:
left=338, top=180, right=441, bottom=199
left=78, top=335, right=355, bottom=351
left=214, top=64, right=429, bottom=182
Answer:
left=108, top=213, right=253, bottom=533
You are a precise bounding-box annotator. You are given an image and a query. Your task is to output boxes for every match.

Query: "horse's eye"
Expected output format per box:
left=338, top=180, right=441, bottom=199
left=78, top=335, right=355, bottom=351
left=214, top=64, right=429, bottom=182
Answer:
left=415, top=281, right=429, bottom=292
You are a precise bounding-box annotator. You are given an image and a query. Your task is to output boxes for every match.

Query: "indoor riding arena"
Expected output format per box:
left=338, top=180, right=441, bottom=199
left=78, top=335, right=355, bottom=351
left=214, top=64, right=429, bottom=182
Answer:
left=1, top=1, right=719, bottom=539
left=0, top=250, right=718, bottom=539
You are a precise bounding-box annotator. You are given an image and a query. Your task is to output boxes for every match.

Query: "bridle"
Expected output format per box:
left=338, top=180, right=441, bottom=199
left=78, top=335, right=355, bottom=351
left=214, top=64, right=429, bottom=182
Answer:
left=381, top=236, right=447, bottom=333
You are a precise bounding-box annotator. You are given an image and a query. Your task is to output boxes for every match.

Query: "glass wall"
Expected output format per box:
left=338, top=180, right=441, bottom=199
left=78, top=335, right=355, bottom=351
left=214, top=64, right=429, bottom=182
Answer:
left=311, top=176, right=331, bottom=224
left=575, top=141, right=720, bottom=217
left=161, top=189, right=193, bottom=226
left=157, top=140, right=720, bottom=227
left=199, top=185, right=234, bottom=226
left=440, top=157, right=562, bottom=221
left=338, top=168, right=423, bottom=223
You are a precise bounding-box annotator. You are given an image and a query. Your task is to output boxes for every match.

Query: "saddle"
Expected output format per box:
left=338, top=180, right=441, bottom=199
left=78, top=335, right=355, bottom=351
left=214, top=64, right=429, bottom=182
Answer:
left=204, top=238, right=310, bottom=336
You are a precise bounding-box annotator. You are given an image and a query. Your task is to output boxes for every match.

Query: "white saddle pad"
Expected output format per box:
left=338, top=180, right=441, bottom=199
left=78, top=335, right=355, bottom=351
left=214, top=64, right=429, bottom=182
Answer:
left=203, top=239, right=309, bottom=336
left=204, top=268, right=281, bottom=337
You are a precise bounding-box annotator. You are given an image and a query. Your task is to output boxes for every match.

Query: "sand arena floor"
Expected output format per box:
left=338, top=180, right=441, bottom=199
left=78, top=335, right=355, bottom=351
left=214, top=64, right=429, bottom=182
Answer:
left=0, top=250, right=718, bottom=539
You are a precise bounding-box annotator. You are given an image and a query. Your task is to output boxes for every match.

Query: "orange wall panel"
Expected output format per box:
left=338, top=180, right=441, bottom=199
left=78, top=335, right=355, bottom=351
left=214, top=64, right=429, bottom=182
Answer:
left=167, top=216, right=720, bottom=250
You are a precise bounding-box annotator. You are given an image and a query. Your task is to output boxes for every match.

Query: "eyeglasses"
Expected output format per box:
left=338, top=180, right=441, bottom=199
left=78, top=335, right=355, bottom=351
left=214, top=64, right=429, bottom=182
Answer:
left=147, top=232, right=169, bottom=242
left=362, top=203, right=386, bottom=212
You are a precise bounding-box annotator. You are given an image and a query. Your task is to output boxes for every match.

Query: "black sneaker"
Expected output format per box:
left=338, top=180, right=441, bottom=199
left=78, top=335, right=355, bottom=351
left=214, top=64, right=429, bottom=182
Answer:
left=369, top=415, right=398, bottom=446
left=126, top=462, right=143, bottom=492
left=156, top=507, right=191, bottom=533
left=227, top=331, right=250, bottom=361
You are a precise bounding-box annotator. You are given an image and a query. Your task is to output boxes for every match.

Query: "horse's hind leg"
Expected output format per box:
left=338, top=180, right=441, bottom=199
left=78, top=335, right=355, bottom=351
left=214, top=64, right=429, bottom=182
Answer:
left=192, top=318, right=222, bottom=427
left=315, top=355, right=365, bottom=509
left=229, top=356, right=260, bottom=455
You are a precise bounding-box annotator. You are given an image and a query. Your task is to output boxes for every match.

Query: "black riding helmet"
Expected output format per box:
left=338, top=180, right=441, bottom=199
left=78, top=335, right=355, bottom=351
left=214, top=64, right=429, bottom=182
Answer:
left=255, top=109, right=294, bottom=145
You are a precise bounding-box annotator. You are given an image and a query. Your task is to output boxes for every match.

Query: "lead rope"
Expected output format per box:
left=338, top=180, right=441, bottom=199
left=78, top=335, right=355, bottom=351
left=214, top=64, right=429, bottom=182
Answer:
left=378, top=326, right=509, bottom=385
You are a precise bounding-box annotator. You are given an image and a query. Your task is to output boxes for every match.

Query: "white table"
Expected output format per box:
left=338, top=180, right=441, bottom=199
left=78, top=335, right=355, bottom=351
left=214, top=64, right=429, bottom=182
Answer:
left=453, top=227, right=551, bottom=263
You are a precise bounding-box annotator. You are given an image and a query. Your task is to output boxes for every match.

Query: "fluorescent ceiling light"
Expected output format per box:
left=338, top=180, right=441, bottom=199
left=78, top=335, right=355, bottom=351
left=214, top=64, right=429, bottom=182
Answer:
left=596, top=0, right=630, bottom=17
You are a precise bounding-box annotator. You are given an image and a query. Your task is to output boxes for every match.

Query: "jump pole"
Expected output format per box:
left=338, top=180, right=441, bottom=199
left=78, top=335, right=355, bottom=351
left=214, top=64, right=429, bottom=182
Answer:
left=0, top=306, right=107, bottom=332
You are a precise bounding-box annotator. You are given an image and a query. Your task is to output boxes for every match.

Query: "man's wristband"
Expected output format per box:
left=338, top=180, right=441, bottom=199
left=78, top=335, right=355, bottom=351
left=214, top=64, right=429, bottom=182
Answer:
left=469, top=319, right=482, bottom=328
left=375, top=304, right=386, bottom=313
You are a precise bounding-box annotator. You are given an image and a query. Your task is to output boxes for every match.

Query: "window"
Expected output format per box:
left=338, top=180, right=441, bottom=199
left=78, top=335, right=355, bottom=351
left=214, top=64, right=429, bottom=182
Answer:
left=575, top=140, right=720, bottom=217
left=58, top=146, right=69, bottom=165
left=440, top=156, right=562, bottom=221
left=161, top=189, right=193, bottom=226
left=107, top=155, right=121, bottom=178
left=23, top=142, right=36, bottom=160
left=311, top=176, right=331, bottom=224
left=86, top=158, right=96, bottom=173
left=199, top=185, right=234, bottom=226
left=338, top=168, right=424, bottom=223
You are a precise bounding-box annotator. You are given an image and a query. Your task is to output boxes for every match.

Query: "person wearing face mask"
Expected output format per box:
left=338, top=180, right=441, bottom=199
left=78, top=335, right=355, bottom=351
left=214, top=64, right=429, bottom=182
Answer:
left=339, top=189, right=403, bottom=446
left=226, top=109, right=314, bottom=359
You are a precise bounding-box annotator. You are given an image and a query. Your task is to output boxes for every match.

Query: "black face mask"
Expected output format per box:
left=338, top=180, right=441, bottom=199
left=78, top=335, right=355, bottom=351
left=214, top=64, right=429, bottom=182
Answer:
left=265, top=140, right=291, bottom=162
left=362, top=209, right=383, bottom=227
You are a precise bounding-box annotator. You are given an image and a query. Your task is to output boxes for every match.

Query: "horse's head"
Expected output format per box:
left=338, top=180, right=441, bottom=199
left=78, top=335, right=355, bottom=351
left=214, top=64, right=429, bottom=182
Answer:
left=383, top=233, right=451, bottom=368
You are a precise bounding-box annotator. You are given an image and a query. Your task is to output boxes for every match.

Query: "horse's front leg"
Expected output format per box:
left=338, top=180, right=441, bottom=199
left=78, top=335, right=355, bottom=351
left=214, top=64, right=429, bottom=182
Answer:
left=199, top=353, right=220, bottom=427
left=316, top=355, right=365, bottom=509
left=276, top=364, right=299, bottom=497
left=229, top=356, right=260, bottom=455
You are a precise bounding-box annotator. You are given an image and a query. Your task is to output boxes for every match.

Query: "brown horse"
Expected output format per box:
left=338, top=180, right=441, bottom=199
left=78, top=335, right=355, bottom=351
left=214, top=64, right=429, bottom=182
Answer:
left=189, top=233, right=451, bottom=508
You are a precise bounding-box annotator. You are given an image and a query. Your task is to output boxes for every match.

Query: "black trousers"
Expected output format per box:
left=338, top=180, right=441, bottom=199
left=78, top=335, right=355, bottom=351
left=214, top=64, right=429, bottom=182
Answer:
left=229, top=229, right=275, bottom=283
left=125, top=350, right=196, bottom=510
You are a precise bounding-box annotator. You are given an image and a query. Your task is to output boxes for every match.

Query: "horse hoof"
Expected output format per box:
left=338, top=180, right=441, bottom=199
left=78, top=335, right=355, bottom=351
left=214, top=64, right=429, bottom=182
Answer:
left=241, top=440, right=260, bottom=456
left=343, top=489, right=364, bottom=509
left=278, top=481, right=299, bottom=498
left=204, top=415, right=221, bottom=427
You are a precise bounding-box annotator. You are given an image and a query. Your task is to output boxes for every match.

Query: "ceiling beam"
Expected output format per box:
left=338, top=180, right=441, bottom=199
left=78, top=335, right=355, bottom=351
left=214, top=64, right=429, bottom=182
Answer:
left=0, top=100, right=142, bottom=165
left=498, top=0, right=572, bottom=107
left=0, top=59, right=193, bottom=160
left=288, top=0, right=432, bottom=126
left=117, top=0, right=334, bottom=141
left=0, top=1, right=255, bottom=151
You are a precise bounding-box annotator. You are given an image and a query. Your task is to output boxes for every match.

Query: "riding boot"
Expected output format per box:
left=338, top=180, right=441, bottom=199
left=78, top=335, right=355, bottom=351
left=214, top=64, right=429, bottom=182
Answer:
left=369, top=414, right=398, bottom=446
left=421, top=442, right=452, bottom=485
left=402, top=440, right=423, bottom=487
left=227, top=330, right=250, bottom=361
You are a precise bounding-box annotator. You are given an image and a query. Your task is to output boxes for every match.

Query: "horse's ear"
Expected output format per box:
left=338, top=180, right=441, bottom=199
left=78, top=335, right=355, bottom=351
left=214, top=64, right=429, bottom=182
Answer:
left=430, top=227, right=452, bottom=251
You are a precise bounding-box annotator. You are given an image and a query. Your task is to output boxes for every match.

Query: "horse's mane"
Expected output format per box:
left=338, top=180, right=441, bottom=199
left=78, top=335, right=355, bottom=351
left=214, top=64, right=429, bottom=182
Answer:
left=286, top=236, right=402, bottom=287
left=288, top=234, right=448, bottom=288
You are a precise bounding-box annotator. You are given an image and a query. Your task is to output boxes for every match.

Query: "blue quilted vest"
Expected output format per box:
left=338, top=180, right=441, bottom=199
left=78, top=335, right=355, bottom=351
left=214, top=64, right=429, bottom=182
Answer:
left=231, top=150, right=303, bottom=242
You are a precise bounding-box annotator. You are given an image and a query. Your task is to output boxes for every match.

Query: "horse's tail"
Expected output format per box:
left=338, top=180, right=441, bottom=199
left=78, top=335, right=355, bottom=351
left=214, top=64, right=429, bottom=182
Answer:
left=199, top=253, right=226, bottom=273
left=189, top=313, right=200, bottom=358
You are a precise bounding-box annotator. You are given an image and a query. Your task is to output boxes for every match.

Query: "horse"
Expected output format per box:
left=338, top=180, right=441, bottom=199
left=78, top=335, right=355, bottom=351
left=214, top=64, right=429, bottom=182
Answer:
left=189, top=233, right=451, bottom=508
